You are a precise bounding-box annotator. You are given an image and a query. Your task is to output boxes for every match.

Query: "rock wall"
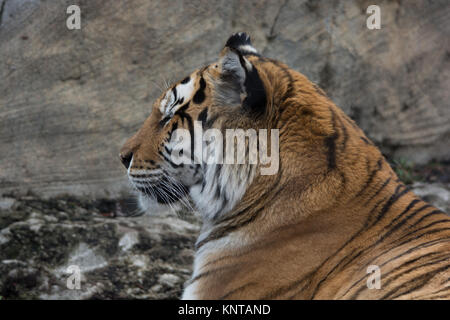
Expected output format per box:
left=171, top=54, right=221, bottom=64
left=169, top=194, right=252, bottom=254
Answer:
left=1, top=0, right=449, bottom=198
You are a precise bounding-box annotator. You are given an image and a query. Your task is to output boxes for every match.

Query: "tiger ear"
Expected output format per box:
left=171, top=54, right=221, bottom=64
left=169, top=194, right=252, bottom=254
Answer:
left=224, top=32, right=258, bottom=55
left=216, top=33, right=266, bottom=114
left=218, top=47, right=249, bottom=91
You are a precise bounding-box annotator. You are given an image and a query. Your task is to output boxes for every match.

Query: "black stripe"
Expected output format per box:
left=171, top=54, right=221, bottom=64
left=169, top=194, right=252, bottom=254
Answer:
left=342, top=113, right=360, bottom=131
left=415, top=286, right=450, bottom=299
left=174, top=102, right=195, bottom=160
left=262, top=273, right=313, bottom=300
left=356, top=158, right=383, bottom=197
left=196, top=165, right=284, bottom=249
left=340, top=203, right=433, bottom=272
left=164, top=146, right=172, bottom=155
left=410, top=209, right=447, bottom=227
left=158, top=150, right=182, bottom=168
left=159, top=115, right=171, bottom=127
left=313, top=83, right=327, bottom=97
left=181, top=76, right=190, bottom=84
left=375, top=184, right=410, bottom=222
left=408, top=219, right=450, bottom=234
left=324, top=134, right=338, bottom=170
left=338, top=201, right=428, bottom=280
left=364, top=176, right=392, bottom=204
left=382, top=252, right=444, bottom=285
left=382, top=199, right=423, bottom=230
left=197, top=107, right=208, bottom=128
left=186, top=264, right=242, bottom=287
left=219, top=282, right=256, bottom=300
left=172, top=86, right=177, bottom=98
left=241, top=60, right=267, bottom=115
left=378, top=202, right=430, bottom=240
left=360, top=136, right=374, bottom=145
left=394, top=219, right=450, bottom=244
left=168, top=120, right=178, bottom=136
left=324, top=109, right=339, bottom=170
left=271, top=61, right=295, bottom=119
left=338, top=202, right=432, bottom=295
left=338, top=117, right=348, bottom=151
left=332, top=112, right=349, bottom=153
left=343, top=238, right=450, bottom=299
left=380, top=260, right=450, bottom=299
left=193, top=77, right=206, bottom=104
left=309, top=185, right=410, bottom=298
left=394, top=227, right=450, bottom=249
left=350, top=252, right=448, bottom=299
left=306, top=197, right=388, bottom=298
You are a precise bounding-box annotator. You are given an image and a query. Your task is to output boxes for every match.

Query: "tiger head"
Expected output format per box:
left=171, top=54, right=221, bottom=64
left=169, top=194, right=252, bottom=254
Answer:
left=120, top=32, right=365, bottom=222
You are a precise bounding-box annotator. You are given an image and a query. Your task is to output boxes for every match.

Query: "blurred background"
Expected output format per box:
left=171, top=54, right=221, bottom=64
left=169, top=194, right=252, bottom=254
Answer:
left=0, top=0, right=449, bottom=299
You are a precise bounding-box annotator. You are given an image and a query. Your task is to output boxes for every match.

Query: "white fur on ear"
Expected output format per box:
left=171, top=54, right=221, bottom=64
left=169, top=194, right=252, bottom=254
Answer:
left=238, top=44, right=258, bottom=54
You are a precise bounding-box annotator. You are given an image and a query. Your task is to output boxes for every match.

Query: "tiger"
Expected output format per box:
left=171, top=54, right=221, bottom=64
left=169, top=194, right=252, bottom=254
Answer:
left=119, top=32, right=450, bottom=299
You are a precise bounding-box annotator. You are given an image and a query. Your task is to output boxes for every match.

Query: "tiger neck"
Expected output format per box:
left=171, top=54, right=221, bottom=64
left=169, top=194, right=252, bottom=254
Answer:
left=190, top=154, right=413, bottom=255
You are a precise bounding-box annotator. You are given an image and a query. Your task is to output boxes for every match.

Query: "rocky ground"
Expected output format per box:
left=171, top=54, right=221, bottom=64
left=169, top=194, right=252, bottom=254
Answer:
left=0, top=196, right=200, bottom=299
left=0, top=178, right=449, bottom=300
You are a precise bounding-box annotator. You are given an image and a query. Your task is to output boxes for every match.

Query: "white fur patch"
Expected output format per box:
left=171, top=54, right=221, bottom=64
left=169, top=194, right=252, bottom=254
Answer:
left=239, top=44, right=258, bottom=54
left=182, top=232, right=249, bottom=299
left=190, top=162, right=255, bottom=221
left=159, top=76, right=196, bottom=119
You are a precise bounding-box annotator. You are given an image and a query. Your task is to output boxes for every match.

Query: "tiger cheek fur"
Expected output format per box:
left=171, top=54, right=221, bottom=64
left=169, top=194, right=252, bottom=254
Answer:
left=120, top=33, right=450, bottom=300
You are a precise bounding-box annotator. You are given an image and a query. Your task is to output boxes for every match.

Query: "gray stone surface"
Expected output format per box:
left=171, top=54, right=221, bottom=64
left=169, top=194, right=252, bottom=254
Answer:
left=411, top=182, right=450, bottom=213
left=0, top=196, right=200, bottom=299
left=0, top=0, right=449, bottom=198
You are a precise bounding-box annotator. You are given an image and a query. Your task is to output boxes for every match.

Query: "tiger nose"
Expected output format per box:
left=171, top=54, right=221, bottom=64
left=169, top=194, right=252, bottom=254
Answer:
left=119, top=151, right=133, bottom=169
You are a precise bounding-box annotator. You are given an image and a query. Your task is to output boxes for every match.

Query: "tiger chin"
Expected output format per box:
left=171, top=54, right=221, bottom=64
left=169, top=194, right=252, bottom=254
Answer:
left=120, top=33, right=450, bottom=300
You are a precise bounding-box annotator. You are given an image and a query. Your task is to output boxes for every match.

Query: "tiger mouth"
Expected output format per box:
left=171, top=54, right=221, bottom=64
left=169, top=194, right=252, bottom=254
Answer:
left=133, top=177, right=189, bottom=204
